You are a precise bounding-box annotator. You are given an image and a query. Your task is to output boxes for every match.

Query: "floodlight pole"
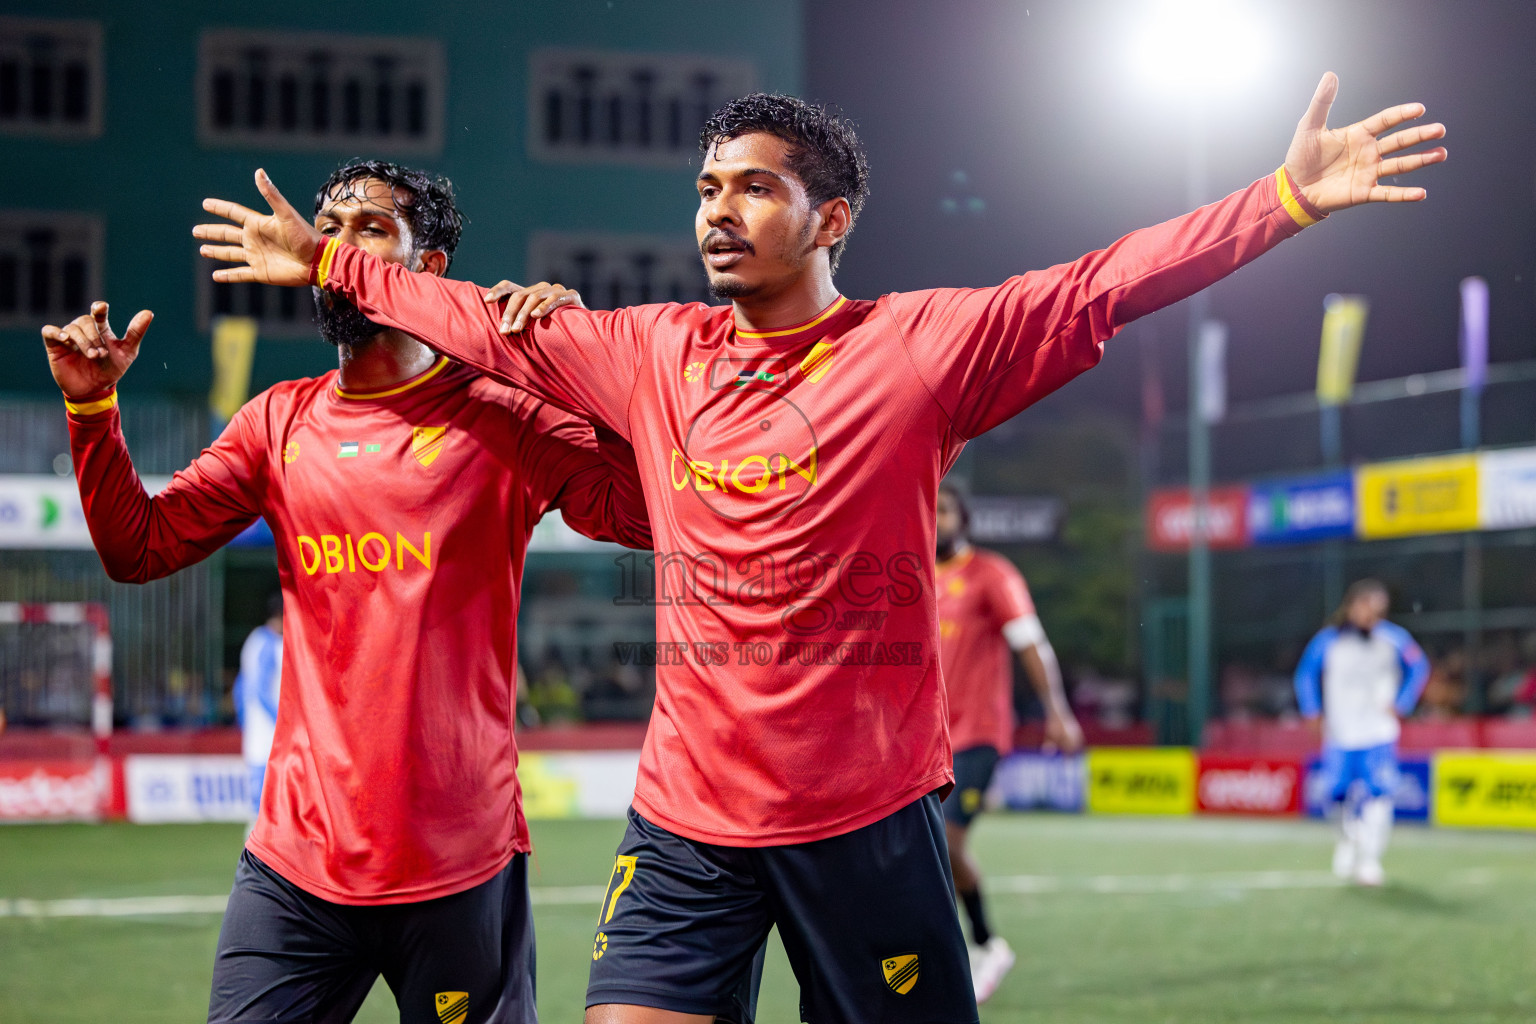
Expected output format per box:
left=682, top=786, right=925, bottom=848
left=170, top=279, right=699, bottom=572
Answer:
left=1185, top=99, right=1213, bottom=749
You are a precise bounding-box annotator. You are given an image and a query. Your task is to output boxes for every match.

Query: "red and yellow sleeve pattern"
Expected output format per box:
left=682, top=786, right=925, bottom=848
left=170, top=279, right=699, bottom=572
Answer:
left=311, top=235, right=341, bottom=288
left=63, top=386, right=118, bottom=419
left=1274, top=164, right=1326, bottom=229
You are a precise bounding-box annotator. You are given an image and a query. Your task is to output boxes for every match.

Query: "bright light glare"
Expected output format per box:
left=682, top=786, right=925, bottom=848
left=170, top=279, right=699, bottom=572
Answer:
left=1129, top=0, right=1272, bottom=95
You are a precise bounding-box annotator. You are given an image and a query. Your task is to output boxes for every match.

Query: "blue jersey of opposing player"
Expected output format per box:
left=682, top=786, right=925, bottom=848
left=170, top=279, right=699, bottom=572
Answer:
left=1293, top=619, right=1429, bottom=751
left=233, top=619, right=283, bottom=815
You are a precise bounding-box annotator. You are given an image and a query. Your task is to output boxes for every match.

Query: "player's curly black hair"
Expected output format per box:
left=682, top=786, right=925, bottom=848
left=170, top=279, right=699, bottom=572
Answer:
left=314, top=159, right=465, bottom=271
left=700, top=93, right=870, bottom=273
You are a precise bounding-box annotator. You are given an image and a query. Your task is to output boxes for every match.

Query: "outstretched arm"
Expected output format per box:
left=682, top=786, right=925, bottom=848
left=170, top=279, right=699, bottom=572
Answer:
left=894, top=73, right=1447, bottom=440
left=194, top=173, right=645, bottom=435
left=43, top=303, right=264, bottom=582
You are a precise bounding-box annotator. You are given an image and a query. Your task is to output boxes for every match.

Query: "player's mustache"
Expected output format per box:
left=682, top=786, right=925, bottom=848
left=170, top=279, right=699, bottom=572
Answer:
left=700, top=228, right=755, bottom=256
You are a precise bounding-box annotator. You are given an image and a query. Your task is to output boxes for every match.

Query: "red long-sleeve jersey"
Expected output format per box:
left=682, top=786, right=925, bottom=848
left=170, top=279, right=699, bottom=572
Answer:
left=67, top=359, right=651, bottom=903
left=316, top=169, right=1324, bottom=846
left=937, top=548, right=1037, bottom=754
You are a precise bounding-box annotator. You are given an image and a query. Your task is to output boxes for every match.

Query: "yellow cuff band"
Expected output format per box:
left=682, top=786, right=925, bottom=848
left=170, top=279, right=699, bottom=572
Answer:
left=315, top=235, right=340, bottom=287
left=1276, top=166, right=1320, bottom=229
left=64, top=391, right=118, bottom=416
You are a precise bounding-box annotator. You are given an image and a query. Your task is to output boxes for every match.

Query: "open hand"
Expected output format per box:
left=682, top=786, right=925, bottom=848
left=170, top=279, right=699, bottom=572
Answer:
left=194, top=169, right=323, bottom=287
left=42, top=301, right=152, bottom=397
left=483, top=279, right=587, bottom=334
left=1285, top=72, right=1447, bottom=214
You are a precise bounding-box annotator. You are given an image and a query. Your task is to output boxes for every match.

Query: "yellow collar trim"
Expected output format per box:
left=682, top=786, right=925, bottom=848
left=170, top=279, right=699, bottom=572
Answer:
left=334, top=356, right=449, bottom=400
left=735, top=295, right=847, bottom=339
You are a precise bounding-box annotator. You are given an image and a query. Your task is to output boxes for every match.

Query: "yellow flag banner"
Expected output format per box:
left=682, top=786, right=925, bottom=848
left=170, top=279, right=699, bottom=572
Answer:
left=209, top=317, right=258, bottom=423
left=1316, top=294, right=1368, bottom=405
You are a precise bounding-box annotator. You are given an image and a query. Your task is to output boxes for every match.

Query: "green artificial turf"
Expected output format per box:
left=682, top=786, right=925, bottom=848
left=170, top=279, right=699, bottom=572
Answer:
left=3, top=814, right=1534, bottom=1022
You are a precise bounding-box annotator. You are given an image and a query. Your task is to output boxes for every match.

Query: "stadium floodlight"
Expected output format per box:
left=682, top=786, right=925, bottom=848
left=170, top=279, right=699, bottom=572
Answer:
left=1127, top=0, right=1272, bottom=96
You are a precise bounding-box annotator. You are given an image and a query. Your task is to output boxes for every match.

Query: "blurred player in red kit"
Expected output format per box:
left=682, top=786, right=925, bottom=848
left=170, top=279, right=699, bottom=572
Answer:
left=198, top=73, right=1445, bottom=1024
left=935, top=480, right=1082, bottom=1002
left=44, top=161, right=650, bottom=1024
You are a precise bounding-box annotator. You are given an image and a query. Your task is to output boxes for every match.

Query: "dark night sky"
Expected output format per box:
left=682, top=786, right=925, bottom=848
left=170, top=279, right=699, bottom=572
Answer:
left=807, top=0, right=1536, bottom=421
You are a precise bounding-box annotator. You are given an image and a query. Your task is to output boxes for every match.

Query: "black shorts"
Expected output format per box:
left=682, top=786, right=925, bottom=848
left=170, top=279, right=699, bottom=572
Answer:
left=208, top=850, right=534, bottom=1024
left=587, top=795, right=978, bottom=1024
left=942, top=745, right=1001, bottom=828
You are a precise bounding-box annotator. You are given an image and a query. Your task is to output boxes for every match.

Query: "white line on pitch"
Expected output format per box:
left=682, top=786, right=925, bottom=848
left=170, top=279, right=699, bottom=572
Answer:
left=0, top=868, right=1493, bottom=920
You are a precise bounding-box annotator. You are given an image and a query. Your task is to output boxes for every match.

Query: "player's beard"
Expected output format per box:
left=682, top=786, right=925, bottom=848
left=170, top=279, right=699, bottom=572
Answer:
left=312, top=288, right=387, bottom=347
left=937, top=535, right=959, bottom=561
left=704, top=217, right=817, bottom=302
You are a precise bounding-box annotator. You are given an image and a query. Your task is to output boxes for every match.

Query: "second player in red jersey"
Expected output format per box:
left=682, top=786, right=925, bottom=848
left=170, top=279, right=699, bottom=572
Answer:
left=935, top=480, right=1082, bottom=1004
left=52, top=162, right=650, bottom=1024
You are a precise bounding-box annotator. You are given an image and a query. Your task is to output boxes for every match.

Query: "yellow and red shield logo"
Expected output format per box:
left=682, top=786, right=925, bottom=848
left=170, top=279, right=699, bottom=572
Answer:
left=882, top=953, right=919, bottom=995
left=434, top=992, right=468, bottom=1024
left=412, top=426, right=447, bottom=467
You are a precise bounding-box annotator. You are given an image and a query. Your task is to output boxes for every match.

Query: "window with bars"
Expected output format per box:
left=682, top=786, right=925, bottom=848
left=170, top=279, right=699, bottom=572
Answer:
left=528, top=49, right=757, bottom=167
left=197, top=275, right=317, bottom=339
left=527, top=232, right=711, bottom=311
left=197, top=30, right=444, bottom=154
left=0, top=17, right=103, bottom=139
left=0, top=212, right=102, bottom=329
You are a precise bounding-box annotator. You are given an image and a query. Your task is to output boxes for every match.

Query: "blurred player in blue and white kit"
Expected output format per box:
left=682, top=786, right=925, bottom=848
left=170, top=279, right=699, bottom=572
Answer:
left=1294, top=579, right=1429, bottom=886
left=233, top=593, right=283, bottom=820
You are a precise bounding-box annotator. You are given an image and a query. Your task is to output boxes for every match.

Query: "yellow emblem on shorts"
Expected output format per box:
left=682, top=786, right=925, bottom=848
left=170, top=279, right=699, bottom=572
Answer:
left=434, top=991, right=469, bottom=1024
left=412, top=426, right=447, bottom=467
left=882, top=953, right=919, bottom=995
left=593, top=931, right=609, bottom=961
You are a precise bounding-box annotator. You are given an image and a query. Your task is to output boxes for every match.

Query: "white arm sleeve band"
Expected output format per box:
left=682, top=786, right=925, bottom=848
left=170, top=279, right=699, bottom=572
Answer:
left=1003, top=613, right=1046, bottom=651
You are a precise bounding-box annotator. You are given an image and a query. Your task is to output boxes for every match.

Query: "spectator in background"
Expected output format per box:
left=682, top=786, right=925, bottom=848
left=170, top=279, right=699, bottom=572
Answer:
left=233, top=593, right=283, bottom=822
left=1295, top=579, right=1429, bottom=887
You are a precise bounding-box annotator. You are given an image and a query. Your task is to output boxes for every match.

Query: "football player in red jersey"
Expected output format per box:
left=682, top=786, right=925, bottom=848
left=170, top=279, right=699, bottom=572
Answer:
left=45, top=162, right=651, bottom=1024
left=197, top=73, right=1445, bottom=1024
left=935, top=480, right=1083, bottom=1003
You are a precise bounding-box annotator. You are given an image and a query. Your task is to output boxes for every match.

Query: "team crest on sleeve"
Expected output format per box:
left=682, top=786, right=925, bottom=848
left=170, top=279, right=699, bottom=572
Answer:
left=434, top=991, right=468, bottom=1024
left=412, top=426, right=448, bottom=467
left=882, top=953, right=919, bottom=994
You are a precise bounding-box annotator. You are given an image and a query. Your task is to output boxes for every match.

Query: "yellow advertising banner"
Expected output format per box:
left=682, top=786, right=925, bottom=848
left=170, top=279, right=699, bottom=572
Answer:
left=1355, top=454, right=1479, bottom=539
left=515, top=753, right=580, bottom=819
left=1433, top=751, right=1536, bottom=829
left=209, top=316, right=258, bottom=422
left=1316, top=294, right=1369, bottom=405
left=1086, top=747, right=1196, bottom=815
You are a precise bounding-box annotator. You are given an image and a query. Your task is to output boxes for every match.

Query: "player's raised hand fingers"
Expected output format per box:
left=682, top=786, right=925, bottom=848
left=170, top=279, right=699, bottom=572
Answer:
left=121, top=310, right=154, bottom=352
left=40, top=323, right=75, bottom=352
left=484, top=280, right=521, bottom=306
left=1378, top=122, right=1446, bottom=157
left=61, top=320, right=101, bottom=360
left=1367, top=184, right=1428, bottom=203
left=1379, top=148, right=1447, bottom=178
left=254, top=168, right=302, bottom=220
left=192, top=223, right=244, bottom=244
left=1297, top=71, right=1338, bottom=131
left=211, top=266, right=258, bottom=284
left=202, top=197, right=261, bottom=224
left=199, top=244, right=251, bottom=264
left=1357, top=101, right=1427, bottom=138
